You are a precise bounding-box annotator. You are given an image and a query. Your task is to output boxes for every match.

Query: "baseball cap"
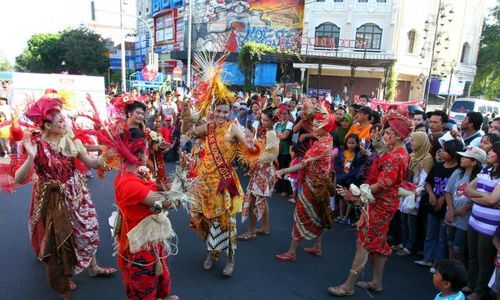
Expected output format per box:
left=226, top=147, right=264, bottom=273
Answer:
left=233, top=103, right=241, bottom=109
left=165, top=115, right=173, bottom=121
left=457, top=146, right=487, bottom=164
left=239, top=104, right=248, bottom=110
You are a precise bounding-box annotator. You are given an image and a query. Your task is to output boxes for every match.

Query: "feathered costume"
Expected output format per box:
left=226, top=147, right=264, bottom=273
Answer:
left=185, top=52, right=262, bottom=257
left=3, top=94, right=99, bottom=300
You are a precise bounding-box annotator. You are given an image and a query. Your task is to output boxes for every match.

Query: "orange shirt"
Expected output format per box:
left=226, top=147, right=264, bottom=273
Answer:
left=345, top=123, right=372, bottom=142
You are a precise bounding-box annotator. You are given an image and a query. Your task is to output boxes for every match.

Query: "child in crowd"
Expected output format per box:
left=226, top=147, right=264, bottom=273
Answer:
left=335, top=133, right=367, bottom=224
left=479, top=133, right=500, bottom=154
left=286, top=145, right=301, bottom=204
left=444, top=146, right=484, bottom=264
left=416, top=140, right=462, bottom=272
left=433, top=259, right=468, bottom=300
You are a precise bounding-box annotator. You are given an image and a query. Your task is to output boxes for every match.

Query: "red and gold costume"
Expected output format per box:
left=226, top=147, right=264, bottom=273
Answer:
left=293, top=134, right=334, bottom=240
left=190, top=121, right=246, bottom=255
left=114, top=171, right=173, bottom=300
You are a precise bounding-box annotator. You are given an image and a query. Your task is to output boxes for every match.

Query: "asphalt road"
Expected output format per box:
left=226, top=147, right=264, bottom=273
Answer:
left=0, top=164, right=437, bottom=299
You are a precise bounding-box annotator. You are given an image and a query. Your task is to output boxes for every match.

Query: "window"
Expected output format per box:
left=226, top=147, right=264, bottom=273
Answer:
left=314, top=22, right=340, bottom=48
left=460, top=42, right=471, bottom=63
left=316, top=0, right=326, bottom=2
left=334, top=0, right=343, bottom=2
left=356, top=23, right=382, bottom=50
left=155, top=11, right=175, bottom=44
left=358, top=0, right=368, bottom=2
left=377, top=0, right=386, bottom=2
left=407, top=30, right=416, bottom=53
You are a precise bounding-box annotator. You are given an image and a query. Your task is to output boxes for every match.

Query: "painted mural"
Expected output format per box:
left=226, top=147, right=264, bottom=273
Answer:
left=191, top=0, right=304, bottom=52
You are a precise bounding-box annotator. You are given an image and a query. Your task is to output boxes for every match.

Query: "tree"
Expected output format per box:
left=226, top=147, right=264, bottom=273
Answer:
left=15, top=33, right=61, bottom=72
left=0, top=58, right=12, bottom=71
left=238, top=42, right=275, bottom=92
left=384, top=61, right=397, bottom=101
left=471, top=1, right=500, bottom=100
left=58, top=27, right=109, bottom=75
left=15, top=27, right=109, bottom=75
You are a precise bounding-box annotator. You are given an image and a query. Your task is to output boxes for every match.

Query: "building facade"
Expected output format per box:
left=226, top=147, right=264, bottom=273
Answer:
left=296, top=0, right=486, bottom=102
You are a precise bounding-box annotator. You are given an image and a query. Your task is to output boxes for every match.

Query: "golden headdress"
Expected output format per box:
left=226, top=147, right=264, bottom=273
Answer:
left=192, top=52, right=236, bottom=118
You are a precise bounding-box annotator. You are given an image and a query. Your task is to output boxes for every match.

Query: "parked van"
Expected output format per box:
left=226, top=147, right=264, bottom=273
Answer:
left=449, top=98, right=500, bottom=125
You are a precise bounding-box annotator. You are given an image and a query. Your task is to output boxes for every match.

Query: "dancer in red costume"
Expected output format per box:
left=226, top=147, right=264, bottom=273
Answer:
left=328, top=112, right=411, bottom=297
left=12, top=96, right=115, bottom=299
left=112, top=127, right=179, bottom=300
left=275, top=110, right=335, bottom=262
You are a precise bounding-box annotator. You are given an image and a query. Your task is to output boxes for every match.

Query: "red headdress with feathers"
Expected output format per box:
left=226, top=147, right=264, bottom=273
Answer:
left=95, top=126, right=147, bottom=166
left=313, top=102, right=336, bottom=131
left=24, top=96, right=63, bottom=127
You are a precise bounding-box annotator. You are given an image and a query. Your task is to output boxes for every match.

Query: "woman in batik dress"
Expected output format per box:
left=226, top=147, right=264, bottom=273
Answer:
left=275, top=112, right=335, bottom=262
left=238, top=108, right=279, bottom=240
left=328, top=112, right=411, bottom=297
left=13, top=96, right=115, bottom=299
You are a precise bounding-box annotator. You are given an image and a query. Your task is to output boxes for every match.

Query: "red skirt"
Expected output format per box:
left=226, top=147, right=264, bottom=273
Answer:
left=120, top=244, right=172, bottom=300
left=356, top=201, right=398, bottom=256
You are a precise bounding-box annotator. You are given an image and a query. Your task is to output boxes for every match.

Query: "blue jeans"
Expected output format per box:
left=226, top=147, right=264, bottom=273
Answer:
left=400, top=213, right=417, bottom=251
left=423, top=214, right=447, bottom=262
left=446, top=226, right=467, bottom=253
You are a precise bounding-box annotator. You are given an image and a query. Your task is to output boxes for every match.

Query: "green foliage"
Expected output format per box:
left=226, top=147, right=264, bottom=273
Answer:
left=385, top=61, right=397, bottom=101
left=15, top=27, right=109, bottom=75
left=0, top=58, right=12, bottom=71
left=15, top=33, right=60, bottom=72
left=238, top=42, right=275, bottom=91
left=471, top=1, right=500, bottom=100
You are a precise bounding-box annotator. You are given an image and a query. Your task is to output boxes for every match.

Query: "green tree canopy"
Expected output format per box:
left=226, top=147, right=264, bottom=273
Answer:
left=0, top=58, right=12, bottom=71
left=15, top=27, right=109, bottom=75
left=471, top=1, right=500, bottom=100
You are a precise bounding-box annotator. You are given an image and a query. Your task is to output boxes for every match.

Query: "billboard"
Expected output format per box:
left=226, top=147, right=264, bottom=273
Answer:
left=191, top=0, right=304, bottom=52
left=9, top=72, right=107, bottom=121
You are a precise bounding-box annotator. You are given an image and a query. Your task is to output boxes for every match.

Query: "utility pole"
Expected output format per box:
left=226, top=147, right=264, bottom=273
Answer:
left=187, top=0, right=193, bottom=88
left=120, top=0, right=127, bottom=93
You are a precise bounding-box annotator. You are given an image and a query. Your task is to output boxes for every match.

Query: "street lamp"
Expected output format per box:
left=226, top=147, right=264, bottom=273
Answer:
left=420, top=0, right=454, bottom=111
left=136, top=15, right=154, bottom=67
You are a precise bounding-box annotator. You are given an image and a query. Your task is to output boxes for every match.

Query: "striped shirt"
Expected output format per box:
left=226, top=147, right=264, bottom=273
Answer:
left=468, top=168, right=500, bottom=236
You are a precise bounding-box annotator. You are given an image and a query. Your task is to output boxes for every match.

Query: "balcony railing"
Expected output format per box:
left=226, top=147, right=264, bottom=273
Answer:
left=300, top=47, right=395, bottom=61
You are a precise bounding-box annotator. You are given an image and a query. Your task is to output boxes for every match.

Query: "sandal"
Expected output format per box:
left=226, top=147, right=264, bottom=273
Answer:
left=237, top=232, right=256, bottom=241
left=327, top=286, right=354, bottom=296
left=396, top=248, right=411, bottom=256
left=355, top=281, right=383, bottom=293
left=166, top=296, right=180, bottom=300
left=68, top=278, right=77, bottom=291
left=221, top=261, right=234, bottom=277
left=88, top=265, right=117, bottom=278
left=275, top=253, right=297, bottom=262
left=255, top=228, right=270, bottom=236
left=203, top=253, right=216, bottom=270
left=303, top=247, right=323, bottom=257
